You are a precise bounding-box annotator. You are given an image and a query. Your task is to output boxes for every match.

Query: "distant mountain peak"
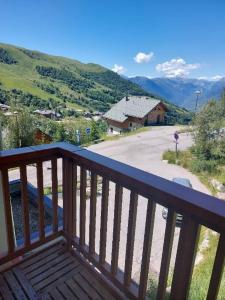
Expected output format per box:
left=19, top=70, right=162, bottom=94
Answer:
left=129, top=76, right=225, bottom=110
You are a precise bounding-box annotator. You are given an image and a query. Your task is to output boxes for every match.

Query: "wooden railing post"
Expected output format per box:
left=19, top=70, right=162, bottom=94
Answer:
left=0, top=171, right=9, bottom=256
left=138, top=199, right=156, bottom=299
left=206, top=233, right=225, bottom=300
left=170, top=215, right=200, bottom=300
left=156, top=209, right=176, bottom=300
left=0, top=169, right=15, bottom=257
left=124, top=191, right=138, bottom=287
left=63, top=158, right=75, bottom=250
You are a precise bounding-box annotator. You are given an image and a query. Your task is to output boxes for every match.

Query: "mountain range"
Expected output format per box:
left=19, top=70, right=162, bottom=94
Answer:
left=129, top=76, right=225, bottom=110
left=0, top=43, right=190, bottom=123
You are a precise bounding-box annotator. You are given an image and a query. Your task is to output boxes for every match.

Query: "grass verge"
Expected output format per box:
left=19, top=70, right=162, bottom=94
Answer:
left=148, top=149, right=225, bottom=299
left=162, top=149, right=225, bottom=195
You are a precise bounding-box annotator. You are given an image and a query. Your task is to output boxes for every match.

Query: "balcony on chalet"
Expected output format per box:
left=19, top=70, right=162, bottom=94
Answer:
left=0, top=143, right=225, bottom=300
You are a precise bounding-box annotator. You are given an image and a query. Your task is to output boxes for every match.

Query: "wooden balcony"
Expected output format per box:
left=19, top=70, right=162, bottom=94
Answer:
left=0, top=143, right=225, bottom=300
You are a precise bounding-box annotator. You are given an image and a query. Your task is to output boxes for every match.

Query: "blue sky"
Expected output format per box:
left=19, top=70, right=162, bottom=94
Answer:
left=0, top=0, right=225, bottom=79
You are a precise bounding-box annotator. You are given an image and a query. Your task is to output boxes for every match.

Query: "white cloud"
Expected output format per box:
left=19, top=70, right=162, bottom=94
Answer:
left=198, top=75, right=224, bottom=81
left=211, top=75, right=223, bottom=81
left=134, top=52, right=154, bottom=63
left=112, top=64, right=126, bottom=75
left=197, top=76, right=208, bottom=80
left=156, top=58, right=200, bottom=78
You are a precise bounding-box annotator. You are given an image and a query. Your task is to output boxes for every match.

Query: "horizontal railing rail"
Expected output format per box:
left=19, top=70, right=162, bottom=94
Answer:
left=1, top=143, right=225, bottom=300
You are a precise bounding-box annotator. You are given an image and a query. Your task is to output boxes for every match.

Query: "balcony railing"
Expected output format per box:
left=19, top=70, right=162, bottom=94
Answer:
left=0, top=142, right=225, bottom=299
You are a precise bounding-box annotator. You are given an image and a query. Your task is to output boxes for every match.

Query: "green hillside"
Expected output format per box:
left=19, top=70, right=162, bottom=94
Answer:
left=0, top=43, right=151, bottom=112
left=0, top=43, right=191, bottom=123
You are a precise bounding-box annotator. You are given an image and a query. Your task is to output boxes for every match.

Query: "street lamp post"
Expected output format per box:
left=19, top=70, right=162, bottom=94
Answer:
left=194, top=90, right=201, bottom=112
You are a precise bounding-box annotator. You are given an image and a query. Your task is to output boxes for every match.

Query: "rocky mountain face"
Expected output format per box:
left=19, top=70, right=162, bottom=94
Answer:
left=129, top=76, right=225, bottom=110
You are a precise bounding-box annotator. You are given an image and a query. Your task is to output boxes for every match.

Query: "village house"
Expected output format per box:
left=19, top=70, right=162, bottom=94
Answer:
left=33, top=109, right=62, bottom=120
left=104, top=96, right=168, bottom=134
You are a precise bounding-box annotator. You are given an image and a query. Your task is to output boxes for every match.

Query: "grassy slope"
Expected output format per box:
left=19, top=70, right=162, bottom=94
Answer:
left=0, top=43, right=190, bottom=117
left=0, top=43, right=147, bottom=110
left=0, top=44, right=93, bottom=109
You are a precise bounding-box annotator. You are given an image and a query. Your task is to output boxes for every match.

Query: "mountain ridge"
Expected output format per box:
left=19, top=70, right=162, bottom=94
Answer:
left=129, top=76, right=225, bottom=110
left=0, top=43, right=151, bottom=112
left=0, top=43, right=191, bottom=124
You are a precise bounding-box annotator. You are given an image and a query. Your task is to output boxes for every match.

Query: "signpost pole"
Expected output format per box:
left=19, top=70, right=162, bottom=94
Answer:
left=174, top=131, right=179, bottom=158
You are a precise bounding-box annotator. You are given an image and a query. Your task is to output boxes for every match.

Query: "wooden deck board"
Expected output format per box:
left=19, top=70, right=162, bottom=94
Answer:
left=57, top=282, right=78, bottom=299
left=12, top=268, right=37, bottom=299
left=0, top=243, right=119, bottom=299
left=66, top=277, right=90, bottom=300
left=3, top=270, right=28, bottom=300
left=0, top=275, right=14, bottom=300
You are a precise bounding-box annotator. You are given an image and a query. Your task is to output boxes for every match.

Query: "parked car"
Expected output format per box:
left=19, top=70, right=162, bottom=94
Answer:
left=162, top=178, right=193, bottom=225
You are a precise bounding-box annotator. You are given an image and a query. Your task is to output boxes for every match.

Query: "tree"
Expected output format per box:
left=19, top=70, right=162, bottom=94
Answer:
left=193, top=95, right=225, bottom=161
left=53, top=123, right=66, bottom=142
left=90, top=121, right=100, bottom=141
left=6, top=110, right=35, bottom=148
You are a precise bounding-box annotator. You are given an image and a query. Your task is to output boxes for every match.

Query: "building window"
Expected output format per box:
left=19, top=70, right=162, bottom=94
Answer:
left=130, top=122, right=132, bottom=127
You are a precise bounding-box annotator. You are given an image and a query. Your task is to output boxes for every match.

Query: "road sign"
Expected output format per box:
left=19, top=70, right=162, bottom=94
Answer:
left=86, top=128, right=91, bottom=135
left=174, top=131, right=179, bottom=141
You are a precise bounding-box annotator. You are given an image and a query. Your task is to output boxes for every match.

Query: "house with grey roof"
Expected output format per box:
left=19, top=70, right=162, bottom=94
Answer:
left=104, top=96, right=168, bottom=134
left=33, top=109, right=62, bottom=120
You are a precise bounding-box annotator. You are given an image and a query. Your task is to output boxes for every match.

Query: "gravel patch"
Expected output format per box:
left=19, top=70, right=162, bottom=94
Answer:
left=11, top=193, right=52, bottom=241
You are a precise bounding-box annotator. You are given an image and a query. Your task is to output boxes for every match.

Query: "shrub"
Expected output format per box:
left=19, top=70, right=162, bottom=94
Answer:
left=162, top=150, right=176, bottom=164
left=191, top=159, right=218, bottom=174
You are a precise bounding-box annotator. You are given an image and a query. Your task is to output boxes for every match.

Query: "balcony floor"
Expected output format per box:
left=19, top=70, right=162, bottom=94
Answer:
left=0, top=242, right=118, bottom=300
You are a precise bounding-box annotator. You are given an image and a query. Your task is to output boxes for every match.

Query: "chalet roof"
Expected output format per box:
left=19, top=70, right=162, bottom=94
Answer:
left=33, top=110, right=61, bottom=117
left=104, top=96, right=165, bottom=123
left=34, top=109, right=55, bottom=115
